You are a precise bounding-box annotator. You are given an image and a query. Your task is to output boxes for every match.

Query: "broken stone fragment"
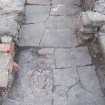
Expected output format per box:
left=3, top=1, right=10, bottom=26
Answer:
left=81, top=11, right=105, bottom=27
left=1, top=36, right=13, bottom=43
left=0, top=0, right=25, bottom=14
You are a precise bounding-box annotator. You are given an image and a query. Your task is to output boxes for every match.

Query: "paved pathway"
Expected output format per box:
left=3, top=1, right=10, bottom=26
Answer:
left=3, top=0, right=105, bottom=105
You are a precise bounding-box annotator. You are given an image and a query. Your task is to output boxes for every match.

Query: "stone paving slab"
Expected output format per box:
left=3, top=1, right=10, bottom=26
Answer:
left=19, top=23, right=45, bottom=47
left=68, top=84, right=105, bottom=105
left=45, top=16, right=76, bottom=30
left=25, top=5, right=50, bottom=23
left=54, top=68, right=79, bottom=87
left=27, top=0, right=50, bottom=5
left=6, top=48, right=55, bottom=105
left=55, top=47, right=92, bottom=68
left=78, top=66, right=103, bottom=97
left=40, top=29, right=78, bottom=48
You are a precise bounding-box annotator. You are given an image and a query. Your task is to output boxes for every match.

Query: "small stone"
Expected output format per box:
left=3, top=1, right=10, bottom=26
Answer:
left=1, top=36, right=13, bottom=43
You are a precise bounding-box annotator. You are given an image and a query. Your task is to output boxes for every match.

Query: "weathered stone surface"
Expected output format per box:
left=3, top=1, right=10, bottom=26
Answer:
left=54, top=68, right=78, bottom=87
left=7, top=48, right=54, bottom=105
left=55, top=47, right=92, bottom=68
left=3, top=99, right=19, bottom=105
left=68, top=84, right=105, bottom=105
left=19, top=23, right=45, bottom=47
left=27, top=0, right=50, bottom=5
left=0, top=15, right=19, bottom=37
left=78, top=66, right=103, bottom=97
left=0, top=0, right=25, bottom=14
left=40, top=29, right=78, bottom=48
left=25, top=5, right=50, bottom=23
left=51, top=4, right=80, bottom=16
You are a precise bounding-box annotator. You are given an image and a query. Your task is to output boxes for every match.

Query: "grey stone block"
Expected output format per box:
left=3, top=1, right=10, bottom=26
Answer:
left=25, top=5, right=50, bottom=23
left=55, top=47, right=92, bottom=68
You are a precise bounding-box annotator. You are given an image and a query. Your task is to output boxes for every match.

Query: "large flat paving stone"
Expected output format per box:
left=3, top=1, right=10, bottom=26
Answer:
left=27, top=0, right=50, bottom=5
left=40, top=29, right=78, bottom=48
left=45, top=16, right=76, bottom=30
left=78, top=66, right=103, bottom=97
left=68, top=84, right=105, bottom=105
left=25, top=5, right=50, bottom=23
left=19, top=23, right=45, bottom=47
left=54, top=68, right=79, bottom=87
left=7, top=48, right=55, bottom=105
left=55, top=47, right=92, bottom=68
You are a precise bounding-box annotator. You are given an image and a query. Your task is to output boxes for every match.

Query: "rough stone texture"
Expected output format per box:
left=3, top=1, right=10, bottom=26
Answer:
left=0, top=0, right=25, bottom=14
left=55, top=47, right=92, bottom=68
left=25, top=5, right=50, bottom=23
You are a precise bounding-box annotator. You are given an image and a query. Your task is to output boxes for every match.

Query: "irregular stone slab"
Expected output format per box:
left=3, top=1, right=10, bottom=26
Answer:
left=55, top=47, right=92, bottom=68
left=54, top=68, right=79, bottom=87
left=27, top=0, right=50, bottom=5
left=53, top=86, right=67, bottom=105
left=0, top=15, right=19, bottom=37
left=40, top=29, right=78, bottom=48
left=25, top=5, right=50, bottom=23
left=8, top=48, right=54, bottom=105
left=68, top=84, right=105, bottom=105
left=78, top=66, right=103, bottom=97
left=45, top=16, right=76, bottom=30
left=0, top=0, right=25, bottom=14
left=19, top=23, right=45, bottom=47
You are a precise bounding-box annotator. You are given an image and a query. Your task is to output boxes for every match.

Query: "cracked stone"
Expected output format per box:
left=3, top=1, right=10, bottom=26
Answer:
left=68, top=84, right=105, bottom=105
left=19, top=23, right=45, bottom=47
left=40, top=29, right=78, bottom=48
left=54, top=68, right=78, bottom=87
left=78, top=66, right=103, bottom=97
left=55, top=47, right=92, bottom=68
left=25, top=5, right=50, bottom=23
